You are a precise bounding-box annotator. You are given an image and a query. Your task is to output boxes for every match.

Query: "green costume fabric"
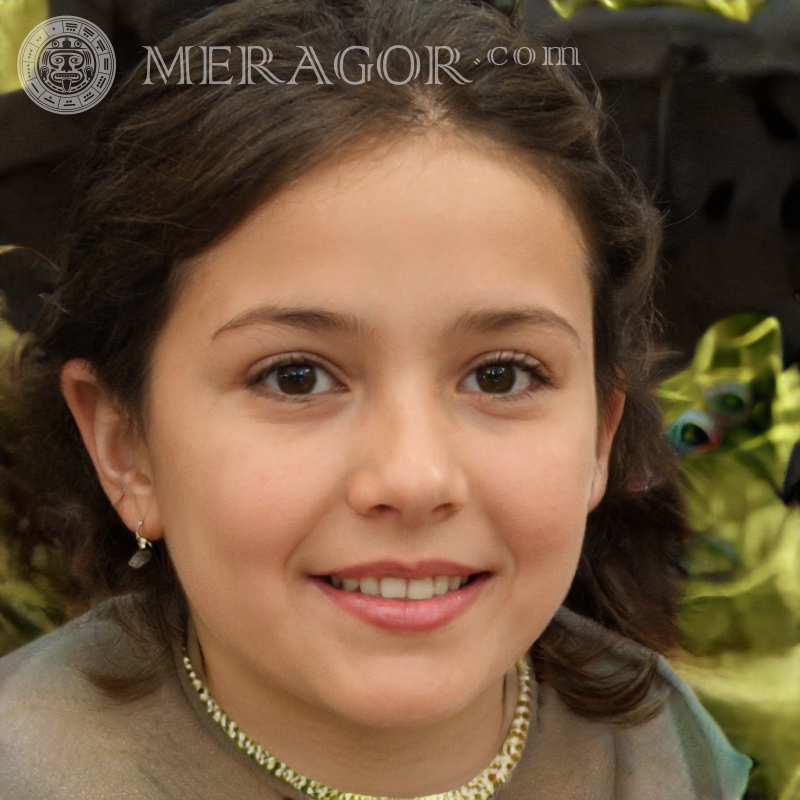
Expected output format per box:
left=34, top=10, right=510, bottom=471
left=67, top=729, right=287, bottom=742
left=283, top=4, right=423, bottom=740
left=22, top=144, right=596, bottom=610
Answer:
left=545, top=0, right=763, bottom=23
left=659, top=312, right=800, bottom=800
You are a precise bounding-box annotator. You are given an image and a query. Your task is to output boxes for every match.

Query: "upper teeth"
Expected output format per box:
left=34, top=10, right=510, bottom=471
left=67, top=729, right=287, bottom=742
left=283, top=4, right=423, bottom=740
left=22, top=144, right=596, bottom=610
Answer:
left=330, top=575, right=467, bottom=600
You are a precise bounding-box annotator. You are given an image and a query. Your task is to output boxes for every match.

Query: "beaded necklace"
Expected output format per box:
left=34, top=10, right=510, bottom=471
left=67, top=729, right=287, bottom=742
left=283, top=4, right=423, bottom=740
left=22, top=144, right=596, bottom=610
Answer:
left=182, top=652, right=532, bottom=800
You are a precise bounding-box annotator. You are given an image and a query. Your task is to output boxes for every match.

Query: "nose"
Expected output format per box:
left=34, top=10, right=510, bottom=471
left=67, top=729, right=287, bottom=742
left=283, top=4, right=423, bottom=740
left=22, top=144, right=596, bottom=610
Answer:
left=346, top=392, right=468, bottom=527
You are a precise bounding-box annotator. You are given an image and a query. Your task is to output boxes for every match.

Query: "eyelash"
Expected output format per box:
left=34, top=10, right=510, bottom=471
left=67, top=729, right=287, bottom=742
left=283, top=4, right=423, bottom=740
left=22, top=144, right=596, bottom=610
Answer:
left=462, top=352, right=551, bottom=401
left=247, top=351, right=551, bottom=401
left=246, top=353, right=343, bottom=402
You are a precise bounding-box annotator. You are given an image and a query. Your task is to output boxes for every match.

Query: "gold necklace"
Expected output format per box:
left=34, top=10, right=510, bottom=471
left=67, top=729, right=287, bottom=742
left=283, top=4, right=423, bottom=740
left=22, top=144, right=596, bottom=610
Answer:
left=183, top=652, right=532, bottom=800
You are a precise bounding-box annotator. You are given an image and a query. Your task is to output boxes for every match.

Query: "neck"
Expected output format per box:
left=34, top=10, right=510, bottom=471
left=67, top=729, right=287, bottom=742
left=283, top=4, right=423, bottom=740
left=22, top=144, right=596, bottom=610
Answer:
left=187, top=627, right=520, bottom=797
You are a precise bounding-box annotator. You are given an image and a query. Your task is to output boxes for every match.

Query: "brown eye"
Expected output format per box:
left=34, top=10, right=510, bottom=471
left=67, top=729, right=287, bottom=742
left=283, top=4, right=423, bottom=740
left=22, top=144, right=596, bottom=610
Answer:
left=261, top=361, right=338, bottom=396
left=462, top=358, right=543, bottom=396
left=475, top=364, right=515, bottom=393
left=276, top=364, right=316, bottom=393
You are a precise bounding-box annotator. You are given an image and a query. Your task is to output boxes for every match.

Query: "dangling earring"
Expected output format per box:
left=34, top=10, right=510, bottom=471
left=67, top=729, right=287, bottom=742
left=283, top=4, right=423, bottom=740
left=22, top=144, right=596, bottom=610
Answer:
left=128, top=518, right=153, bottom=569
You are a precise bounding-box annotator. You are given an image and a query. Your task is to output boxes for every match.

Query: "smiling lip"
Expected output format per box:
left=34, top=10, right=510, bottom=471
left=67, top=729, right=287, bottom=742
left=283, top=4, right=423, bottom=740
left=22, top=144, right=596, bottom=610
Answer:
left=323, top=559, right=481, bottom=580
left=313, top=561, right=489, bottom=632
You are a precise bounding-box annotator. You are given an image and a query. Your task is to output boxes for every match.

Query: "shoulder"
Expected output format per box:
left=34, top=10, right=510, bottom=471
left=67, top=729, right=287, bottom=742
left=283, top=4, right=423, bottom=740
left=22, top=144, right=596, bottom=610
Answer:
left=0, top=602, right=174, bottom=798
left=621, top=656, right=752, bottom=800
left=0, top=602, right=290, bottom=800
left=0, top=603, right=122, bottom=730
left=533, top=608, right=752, bottom=800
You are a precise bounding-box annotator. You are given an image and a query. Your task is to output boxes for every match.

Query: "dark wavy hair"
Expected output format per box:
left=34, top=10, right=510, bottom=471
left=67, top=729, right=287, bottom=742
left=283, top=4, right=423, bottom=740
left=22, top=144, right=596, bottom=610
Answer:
left=2, top=0, right=687, bottom=719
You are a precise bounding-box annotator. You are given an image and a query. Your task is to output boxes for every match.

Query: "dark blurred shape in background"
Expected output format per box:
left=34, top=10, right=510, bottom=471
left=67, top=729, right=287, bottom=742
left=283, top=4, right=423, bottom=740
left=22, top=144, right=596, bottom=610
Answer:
left=522, top=0, right=800, bottom=366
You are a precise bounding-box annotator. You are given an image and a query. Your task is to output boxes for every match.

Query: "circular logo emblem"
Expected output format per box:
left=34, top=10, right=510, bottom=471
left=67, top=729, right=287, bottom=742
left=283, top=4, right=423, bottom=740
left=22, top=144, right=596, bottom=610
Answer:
left=17, top=16, right=115, bottom=115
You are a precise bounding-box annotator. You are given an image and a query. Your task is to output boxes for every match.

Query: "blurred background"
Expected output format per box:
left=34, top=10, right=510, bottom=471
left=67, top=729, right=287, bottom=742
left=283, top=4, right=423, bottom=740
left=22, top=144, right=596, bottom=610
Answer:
left=0, top=0, right=798, bottom=796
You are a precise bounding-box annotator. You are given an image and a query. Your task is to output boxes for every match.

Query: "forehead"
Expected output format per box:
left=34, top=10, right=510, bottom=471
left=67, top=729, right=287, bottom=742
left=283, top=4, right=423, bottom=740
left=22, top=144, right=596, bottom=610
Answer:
left=171, top=131, right=592, bottom=347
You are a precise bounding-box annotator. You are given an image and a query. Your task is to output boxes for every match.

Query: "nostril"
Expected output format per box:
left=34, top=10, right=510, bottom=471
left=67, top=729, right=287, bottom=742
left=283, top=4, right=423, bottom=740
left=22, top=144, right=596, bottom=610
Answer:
left=432, top=501, right=457, bottom=519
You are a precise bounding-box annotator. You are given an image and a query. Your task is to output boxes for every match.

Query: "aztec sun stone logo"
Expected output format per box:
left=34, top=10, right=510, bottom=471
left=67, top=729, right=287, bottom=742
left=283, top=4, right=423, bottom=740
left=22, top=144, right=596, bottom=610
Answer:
left=17, top=16, right=116, bottom=114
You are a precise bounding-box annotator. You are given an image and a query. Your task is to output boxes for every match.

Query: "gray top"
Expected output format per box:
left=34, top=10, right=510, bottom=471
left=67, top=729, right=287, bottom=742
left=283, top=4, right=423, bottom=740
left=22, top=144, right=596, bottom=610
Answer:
left=0, top=603, right=750, bottom=799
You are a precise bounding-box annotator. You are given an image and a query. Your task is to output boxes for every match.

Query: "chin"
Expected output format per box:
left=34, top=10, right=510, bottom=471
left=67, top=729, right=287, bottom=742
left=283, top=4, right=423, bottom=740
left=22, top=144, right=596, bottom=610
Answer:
left=340, top=696, right=463, bottom=730
left=322, top=666, right=485, bottom=730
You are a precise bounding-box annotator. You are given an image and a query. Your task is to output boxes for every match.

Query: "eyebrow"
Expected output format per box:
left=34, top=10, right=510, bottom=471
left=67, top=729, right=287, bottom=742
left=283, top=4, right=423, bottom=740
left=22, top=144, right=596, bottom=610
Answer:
left=448, top=307, right=582, bottom=347
left=212, top=305, right=375, bottom=340
left=212, top=303, right=581, bottom=347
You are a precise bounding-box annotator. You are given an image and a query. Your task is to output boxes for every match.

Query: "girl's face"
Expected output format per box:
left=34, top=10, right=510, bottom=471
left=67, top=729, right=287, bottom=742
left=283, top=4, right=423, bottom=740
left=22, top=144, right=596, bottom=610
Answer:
left=138, top=132, right=619, bottom=730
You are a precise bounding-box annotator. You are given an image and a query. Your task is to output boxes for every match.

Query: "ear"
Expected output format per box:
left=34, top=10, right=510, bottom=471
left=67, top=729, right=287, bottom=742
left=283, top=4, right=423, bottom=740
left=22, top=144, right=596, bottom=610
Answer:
left=588, top=388, right=625, bottom=511
left=60, top=359, right=162, bottom=542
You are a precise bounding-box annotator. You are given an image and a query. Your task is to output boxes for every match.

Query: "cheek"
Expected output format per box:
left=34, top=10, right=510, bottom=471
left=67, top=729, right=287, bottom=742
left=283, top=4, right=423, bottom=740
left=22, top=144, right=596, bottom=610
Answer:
left=475, top=423, right=597, bottom=646
left=473, top=411, right=598, bottom=571
left=147, top=411, right=344, bottom=589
